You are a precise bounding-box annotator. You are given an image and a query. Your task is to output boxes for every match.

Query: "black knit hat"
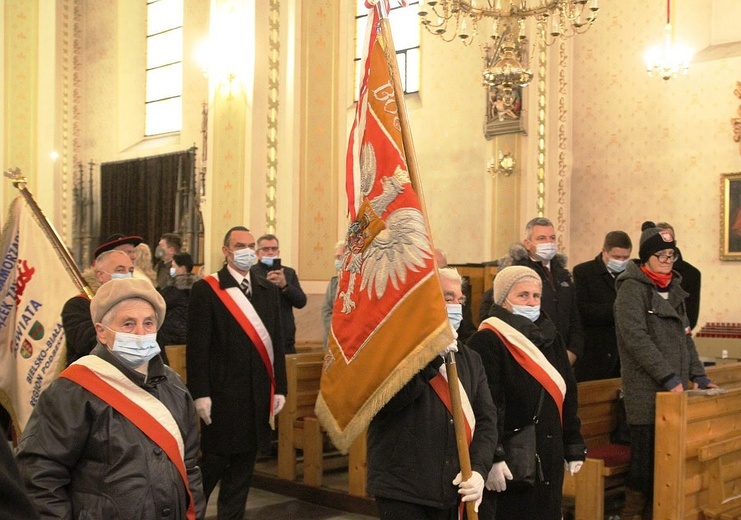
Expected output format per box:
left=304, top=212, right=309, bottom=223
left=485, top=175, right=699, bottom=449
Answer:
left=638, top=221, right=676, bottom=263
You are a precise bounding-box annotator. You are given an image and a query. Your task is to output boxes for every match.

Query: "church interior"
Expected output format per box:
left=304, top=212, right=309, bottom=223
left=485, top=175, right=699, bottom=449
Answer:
left=3, top=0, right=741, bottom=518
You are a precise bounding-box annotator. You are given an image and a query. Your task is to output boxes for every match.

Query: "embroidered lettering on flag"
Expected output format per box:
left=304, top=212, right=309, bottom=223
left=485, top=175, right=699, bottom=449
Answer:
left=0, top=198, right=78, bottom=434
left=316, top=2, right=452, bottom=452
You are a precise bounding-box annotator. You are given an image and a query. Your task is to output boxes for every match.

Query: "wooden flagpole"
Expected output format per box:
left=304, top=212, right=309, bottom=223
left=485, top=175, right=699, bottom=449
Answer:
left=4, top=168, right=94, bottom=299
left=376, top=7, right=479, bottom=520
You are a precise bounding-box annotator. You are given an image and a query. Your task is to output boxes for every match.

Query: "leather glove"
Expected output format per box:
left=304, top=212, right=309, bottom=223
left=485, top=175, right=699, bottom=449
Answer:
left=565, top=460, right=584, bottom=475
left=453, top=471, right=484, bottom=512
left=194, top=397, right=212, bottom=425
left=485, top=461, right=513, bottom=492
left=273, top=394, right=286, bottom=415
left=441, top=340, right=459, bottom=357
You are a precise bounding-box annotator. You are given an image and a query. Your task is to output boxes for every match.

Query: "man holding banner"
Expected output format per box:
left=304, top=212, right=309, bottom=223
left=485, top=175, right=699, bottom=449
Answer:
left=367, top=267, right=495, bottom=518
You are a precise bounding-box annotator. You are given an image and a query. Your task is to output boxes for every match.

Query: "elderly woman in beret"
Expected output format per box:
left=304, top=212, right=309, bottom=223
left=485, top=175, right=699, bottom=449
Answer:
left=17, top=277, right=205, bottom=519
left=468, top=265, right=585, bottom=520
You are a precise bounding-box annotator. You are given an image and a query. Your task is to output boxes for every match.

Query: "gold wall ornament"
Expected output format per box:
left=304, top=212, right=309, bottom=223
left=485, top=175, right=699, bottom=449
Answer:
left=733, top=82, right=741, bottom=155
left=488, top=151, right=516, bottom=177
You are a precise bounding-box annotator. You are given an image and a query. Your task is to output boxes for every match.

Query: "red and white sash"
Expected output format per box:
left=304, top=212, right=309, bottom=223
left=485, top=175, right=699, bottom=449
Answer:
left=429, top=358, right=476, bottom=444
left=204, top=273, right=277, bottom=424
left=479, top=317, right=566, bottom=422
left=59, top=356, right=196, bottom=520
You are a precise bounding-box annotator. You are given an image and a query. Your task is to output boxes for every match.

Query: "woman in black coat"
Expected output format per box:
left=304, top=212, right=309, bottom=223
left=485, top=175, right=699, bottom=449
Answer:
left=468, top=266, right=585, bottom=520
left=158, top=252, right=198, bottom=351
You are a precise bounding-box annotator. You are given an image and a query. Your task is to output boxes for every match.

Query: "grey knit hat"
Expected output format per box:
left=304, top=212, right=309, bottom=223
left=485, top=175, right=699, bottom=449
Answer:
left=493, top=266, right=542, bottom=306
left=639, top=221, right=675, bottom=263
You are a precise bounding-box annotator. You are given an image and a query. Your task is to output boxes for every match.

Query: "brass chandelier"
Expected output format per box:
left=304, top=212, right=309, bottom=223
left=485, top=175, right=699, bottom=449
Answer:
left=419, top=0, right=600, bottom=95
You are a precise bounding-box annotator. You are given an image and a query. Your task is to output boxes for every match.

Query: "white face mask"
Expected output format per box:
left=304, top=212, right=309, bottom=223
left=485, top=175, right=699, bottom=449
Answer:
left=509, top=302, right=541, bottom=322
left=606, top=258, right=628, bottom=273
left=232, top=247, right=257, bottom=271
left=169, top=267, right=177, bottom=277
left=534, top=243, right=557, bottom=262
left=446, top=303, right=463, bottom=331
left=110, top=272, right=133, bottom=280
left=334, top=259, right=343, bottom=271
left=109, top=330, right=161, bottom=369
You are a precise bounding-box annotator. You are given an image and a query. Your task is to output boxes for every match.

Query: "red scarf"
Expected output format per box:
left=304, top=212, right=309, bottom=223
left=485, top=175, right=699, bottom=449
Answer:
left=640, top=265, right=672, bottom=289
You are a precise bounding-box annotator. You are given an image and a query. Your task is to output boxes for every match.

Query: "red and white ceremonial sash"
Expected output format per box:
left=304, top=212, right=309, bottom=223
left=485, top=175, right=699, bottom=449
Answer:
left=204, top=273, right=277, bottom=422
left=429, top=361, right=475, bottom=444
left=479, top=317, right=566, bottom=422
left=59, top=356, right=196, bottom=520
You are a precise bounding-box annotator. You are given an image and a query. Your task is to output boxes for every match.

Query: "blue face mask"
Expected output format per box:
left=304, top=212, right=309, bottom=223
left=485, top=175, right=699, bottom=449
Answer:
left=510, top=303, right=541, bottom=322
left=110, top=272, right=133, bottom=280
left=232, top=247, right=257, bottom=271
left=606, top=258, right=628, bottom=273
left=260, top=257, right=277, bottom=267
left=109, top=330, right=161, bottom=369
left=169, top=267, right=176, bottom=277
left=446, top=304, right=463, bottom=331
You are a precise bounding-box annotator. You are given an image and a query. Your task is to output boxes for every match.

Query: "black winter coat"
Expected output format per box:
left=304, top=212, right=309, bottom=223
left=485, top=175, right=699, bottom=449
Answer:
left=468, top=307, right=585, bottom=520
left=158, top=273, right=198, bottom=347
left=186, top=266, right=286, bottom=454
left=366, top=343, right=497, bottom=510
left=16, top=345, right=206, bottom=519
left=572, top=254, right=621, bottom=381
left=481, top=244, right=584, bottom=359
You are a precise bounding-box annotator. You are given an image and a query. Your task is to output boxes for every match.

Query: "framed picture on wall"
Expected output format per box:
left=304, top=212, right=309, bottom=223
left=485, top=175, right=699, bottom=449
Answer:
left=720, top=172, right=741, bottom=260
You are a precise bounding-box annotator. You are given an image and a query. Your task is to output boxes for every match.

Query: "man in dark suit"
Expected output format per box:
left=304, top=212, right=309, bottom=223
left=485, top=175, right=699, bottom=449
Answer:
left=656, top=222, right=702, bottom=330
left=251, top=234, right=307, bottom=354
left=186, top=226, right=287, bottom=519
left=572, top=231, right=632, bottom=381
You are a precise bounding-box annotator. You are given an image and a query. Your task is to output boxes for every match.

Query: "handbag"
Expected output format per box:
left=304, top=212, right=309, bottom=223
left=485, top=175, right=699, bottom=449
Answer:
left=501, top=387, right=545, bottom=490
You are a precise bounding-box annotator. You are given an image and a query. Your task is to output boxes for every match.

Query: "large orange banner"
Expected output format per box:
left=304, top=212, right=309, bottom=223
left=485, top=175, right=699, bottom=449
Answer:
left=316, top=2, right=452, bottom=452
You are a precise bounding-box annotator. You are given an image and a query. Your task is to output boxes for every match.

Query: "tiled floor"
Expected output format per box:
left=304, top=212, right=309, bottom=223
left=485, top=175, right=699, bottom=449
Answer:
left=204, top=486, right=378, bottom=520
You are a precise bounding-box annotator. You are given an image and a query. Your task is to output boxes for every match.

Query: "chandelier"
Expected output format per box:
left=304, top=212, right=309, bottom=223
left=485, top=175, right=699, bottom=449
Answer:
left=645, top=0, right=691, bottom=80
left=418, top=0, right=599, bottom=93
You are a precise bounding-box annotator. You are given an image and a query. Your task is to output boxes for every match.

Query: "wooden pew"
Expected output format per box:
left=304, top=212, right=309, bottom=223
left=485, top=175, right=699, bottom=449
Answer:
left=277, top=351, right=327, bottom=486
left=562, top=377, right=631, bottom=520
left=164, top=344, right=187, bottom=383
left=654, top=386, right=741, bottom=519
left=276, top=351, right=369, bottom=496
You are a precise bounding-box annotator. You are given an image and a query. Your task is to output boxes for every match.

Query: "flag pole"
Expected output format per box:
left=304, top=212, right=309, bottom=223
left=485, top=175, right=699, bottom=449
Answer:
left=376, top=8, right=478, bottom=520
left=4, top=168, right=94, bottom=299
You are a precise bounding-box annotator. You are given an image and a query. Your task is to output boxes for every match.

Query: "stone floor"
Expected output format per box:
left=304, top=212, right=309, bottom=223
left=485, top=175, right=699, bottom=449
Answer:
left=204, top=486, right=378, bottom=520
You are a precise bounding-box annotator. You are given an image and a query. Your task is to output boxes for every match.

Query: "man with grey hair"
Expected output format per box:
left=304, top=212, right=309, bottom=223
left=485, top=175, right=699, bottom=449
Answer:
left=61, top=249, right=135, bottom=366
left=18, top=277, right=205, bottom=519
left=481, top=217, right=584, bottom=364
left=321, top=240, right=347, bottom=349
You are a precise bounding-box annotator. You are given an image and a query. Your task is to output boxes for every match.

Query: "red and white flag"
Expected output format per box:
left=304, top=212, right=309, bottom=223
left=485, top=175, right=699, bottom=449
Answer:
left=0, top=198, right=78, bottom=434
left=316, top=1, right=453, bottom=452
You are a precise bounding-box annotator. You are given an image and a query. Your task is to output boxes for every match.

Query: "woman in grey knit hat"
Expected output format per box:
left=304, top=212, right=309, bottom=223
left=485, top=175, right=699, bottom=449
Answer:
left=614, top=221, right=717, bottom=520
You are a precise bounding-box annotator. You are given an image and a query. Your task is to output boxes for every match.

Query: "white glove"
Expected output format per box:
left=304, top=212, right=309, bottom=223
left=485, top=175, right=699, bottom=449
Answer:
left=273, top=394, right=286, bottom=415
left=485, top=461, right=513, bottom=492
left=194, top=397, right=212, bottom=425
left=441, top=340, right=459, bottom=357
left=452, top=471, right=484, bottom=512
left=565, top=460, right=583, bottom=475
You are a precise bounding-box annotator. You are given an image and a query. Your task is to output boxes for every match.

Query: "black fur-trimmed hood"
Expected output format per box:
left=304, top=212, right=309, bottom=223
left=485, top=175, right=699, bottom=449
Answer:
left=498, top=243, right=569, bottom=269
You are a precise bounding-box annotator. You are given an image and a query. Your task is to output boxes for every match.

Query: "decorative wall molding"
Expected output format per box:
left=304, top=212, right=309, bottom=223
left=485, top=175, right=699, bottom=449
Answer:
left=556, top=39, right=568, bottom=252
left=265, top=0, right=280, bottom=233
left=733, top=81, right=741, bottom=154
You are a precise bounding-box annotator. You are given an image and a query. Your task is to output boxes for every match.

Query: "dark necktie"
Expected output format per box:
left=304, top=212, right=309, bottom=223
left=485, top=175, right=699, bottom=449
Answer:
left=240, top=277, right=252, bottom=299
left=542, top=263, right=554, bottom=286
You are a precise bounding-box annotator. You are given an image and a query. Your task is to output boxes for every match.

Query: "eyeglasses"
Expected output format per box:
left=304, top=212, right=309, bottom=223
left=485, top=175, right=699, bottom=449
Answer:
left=260, top=246, right=279, bottom=253
left=652, top=252, right=679, bottom=263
